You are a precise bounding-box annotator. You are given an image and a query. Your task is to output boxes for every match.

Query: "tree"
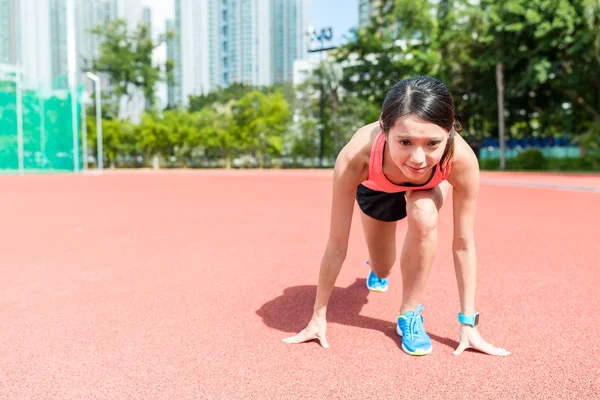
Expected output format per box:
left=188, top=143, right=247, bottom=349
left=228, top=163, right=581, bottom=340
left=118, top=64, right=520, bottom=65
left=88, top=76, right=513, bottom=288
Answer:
left=298, top=60, right=379, bottom=162
left=198, top=102, right=238, bottom=168
left=188, top=83, right=255, bottom=113
left=335, top=0, right=600, bottom=153
left=88, top=19, right=174, bottom=118
left=233, top=91, right=292, bottom=167
left=477, top=0, right=600, bottom=153
left=135, top=112, right=174, bottom=166
left=85, top=118, right=135, bottom=168
left=287, top=81, right=321, bottom=165
left=160, top=109, right=202, bottom=163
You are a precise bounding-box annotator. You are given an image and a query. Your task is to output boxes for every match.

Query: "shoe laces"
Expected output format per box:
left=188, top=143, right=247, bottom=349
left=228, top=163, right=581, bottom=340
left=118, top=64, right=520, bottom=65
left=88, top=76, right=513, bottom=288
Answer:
left=409, top=314, right=424, bottom=338
left=405, top=305, right=425, bottom=339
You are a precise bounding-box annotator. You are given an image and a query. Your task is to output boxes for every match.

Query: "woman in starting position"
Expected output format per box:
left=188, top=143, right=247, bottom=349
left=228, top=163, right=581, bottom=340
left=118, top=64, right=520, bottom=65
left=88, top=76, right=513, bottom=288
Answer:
left=283, top=76, right=509, bottom=356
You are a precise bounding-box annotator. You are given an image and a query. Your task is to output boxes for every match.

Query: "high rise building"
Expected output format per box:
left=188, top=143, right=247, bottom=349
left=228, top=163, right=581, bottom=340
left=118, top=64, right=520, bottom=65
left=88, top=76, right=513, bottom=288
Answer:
left=0, top=0, right=144, bottom=89
left=11, top=0, right=53, bottom=88
left=178, top=0, right=210, bottom=104
left=172, top=0, right=309, bottom=106
left=49, top=0, right=68, bottom=86
left=55, top=0, right=141, bottom=88
left=142, top=6, right=151, bottom=28
left=0, top=0, right=18, bottom=65
left=166, top=18, right=180, bottom=108
left=210, top=0, right=272, bottom=88
left=271, top=0, right=308, bottom=84
left=75, top=0, right=119, bottom=81
left=117, top=0, right=143, bottom=30
left=170, top=0, right=184, bottom=106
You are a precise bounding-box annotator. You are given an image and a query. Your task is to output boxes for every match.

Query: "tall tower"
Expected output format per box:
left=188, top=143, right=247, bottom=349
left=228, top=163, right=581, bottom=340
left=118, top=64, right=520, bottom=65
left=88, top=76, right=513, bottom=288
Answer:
left=174, top=0, right=309, bottom=105
left=178, top=0, right=211, bottom=103
left=271, top=0, right=308, bottom=84
left=0, top=0, right=18, bottom=65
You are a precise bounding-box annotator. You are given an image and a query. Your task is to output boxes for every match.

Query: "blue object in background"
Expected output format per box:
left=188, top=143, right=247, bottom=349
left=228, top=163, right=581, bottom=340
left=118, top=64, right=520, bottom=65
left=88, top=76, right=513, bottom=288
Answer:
left=479, top=134, right=581, bottom=160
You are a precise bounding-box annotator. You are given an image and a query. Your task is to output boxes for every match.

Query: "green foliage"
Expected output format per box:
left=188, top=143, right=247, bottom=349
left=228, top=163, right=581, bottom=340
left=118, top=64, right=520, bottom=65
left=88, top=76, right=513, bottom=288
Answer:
left=198, top=102, right=238, bottom=167
left=331, top=0, right=600, bottom=157
left=474, top=0, right=600, bottom=148
left=188, top=83, right=254, bottom=113
left=82, top=86, right=293, bottom=169
left=188, top=83, right=286, bottom=113
left=514, top=148, right=546, bottom=170
left=480, top=153, right=598, bottom=171
left=233, top=90, right=292, bottom=167
left=88, top=19, right=174, bottom=116
left=74, top=0, right=600, bottom=170
left=85, top=117, right=136, bottom=168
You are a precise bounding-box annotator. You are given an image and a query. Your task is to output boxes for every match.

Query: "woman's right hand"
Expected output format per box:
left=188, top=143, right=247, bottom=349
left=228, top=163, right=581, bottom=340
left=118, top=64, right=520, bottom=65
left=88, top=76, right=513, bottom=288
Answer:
left=282, top=313, right=329, bottom=348
left=280, top=133, right=367, bottom=351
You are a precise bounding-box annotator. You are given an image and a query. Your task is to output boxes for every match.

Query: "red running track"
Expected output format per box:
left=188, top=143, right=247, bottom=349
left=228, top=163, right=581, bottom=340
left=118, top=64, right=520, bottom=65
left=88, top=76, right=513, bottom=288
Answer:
left=1, top=170, right=599, bottom=399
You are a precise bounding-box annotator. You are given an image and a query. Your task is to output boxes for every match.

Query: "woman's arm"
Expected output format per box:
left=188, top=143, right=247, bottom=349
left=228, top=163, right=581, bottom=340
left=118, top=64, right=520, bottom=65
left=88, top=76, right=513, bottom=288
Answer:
left=313, top=141, right=367, bottom=317
left=448, top=135, right=510, bottom=356
left=448, top=135, right=480, bottom=316
left=282, top=127, right=371, bottom=348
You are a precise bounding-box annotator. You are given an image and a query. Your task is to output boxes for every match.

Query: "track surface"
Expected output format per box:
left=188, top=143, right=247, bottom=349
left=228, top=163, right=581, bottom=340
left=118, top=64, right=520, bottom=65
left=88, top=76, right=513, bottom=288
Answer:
left=1, top=170, right=599, bottom=399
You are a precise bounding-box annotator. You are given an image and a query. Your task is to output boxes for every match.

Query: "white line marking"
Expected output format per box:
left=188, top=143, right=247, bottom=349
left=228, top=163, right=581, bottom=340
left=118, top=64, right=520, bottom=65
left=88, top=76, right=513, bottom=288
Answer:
left=481, top=179, right=600, bottom=193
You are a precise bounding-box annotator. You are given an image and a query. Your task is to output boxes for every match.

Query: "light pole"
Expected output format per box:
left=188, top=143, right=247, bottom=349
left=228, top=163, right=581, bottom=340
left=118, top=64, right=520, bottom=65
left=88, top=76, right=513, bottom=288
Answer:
left=2, top=64, right=27, bottom=175
left=307, top=27, right=336, bottom=168
left=15, top=69, right=24, bottom=175
left=81, top=94, right=88, bottom=172
left=85, top=72, right=103, bottom=173
left=67, top=0, right=79, bottom=173
left=496, top=62, right=506, bottom=170
left=562, top=102, right=572, bottom=156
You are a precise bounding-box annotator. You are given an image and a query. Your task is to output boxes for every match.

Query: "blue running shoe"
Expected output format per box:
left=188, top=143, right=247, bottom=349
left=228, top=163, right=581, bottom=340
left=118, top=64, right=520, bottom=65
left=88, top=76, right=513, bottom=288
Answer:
left=396, top=304, right=433, bottom=356
left=366, top=261, right=388, bottom=292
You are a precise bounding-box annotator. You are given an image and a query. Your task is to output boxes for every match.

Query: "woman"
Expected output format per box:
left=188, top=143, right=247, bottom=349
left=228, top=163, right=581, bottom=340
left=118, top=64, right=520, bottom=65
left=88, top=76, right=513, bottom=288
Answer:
left=283, top=76, right=510, bottom=357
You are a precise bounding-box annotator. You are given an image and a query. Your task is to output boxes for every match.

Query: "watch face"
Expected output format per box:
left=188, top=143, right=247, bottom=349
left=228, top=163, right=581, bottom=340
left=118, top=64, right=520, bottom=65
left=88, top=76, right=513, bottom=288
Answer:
left=474, top=314, right=480, bottom=326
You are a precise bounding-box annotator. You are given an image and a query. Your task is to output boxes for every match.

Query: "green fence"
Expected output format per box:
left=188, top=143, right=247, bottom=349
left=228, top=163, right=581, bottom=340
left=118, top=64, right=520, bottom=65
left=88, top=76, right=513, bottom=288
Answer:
left=0, top=70, right=83, bottom=174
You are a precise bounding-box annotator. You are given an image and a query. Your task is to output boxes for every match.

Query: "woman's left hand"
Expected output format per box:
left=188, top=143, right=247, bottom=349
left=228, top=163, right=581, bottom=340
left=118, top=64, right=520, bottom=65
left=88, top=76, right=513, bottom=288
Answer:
left=453, top=325, right=510, bottom=356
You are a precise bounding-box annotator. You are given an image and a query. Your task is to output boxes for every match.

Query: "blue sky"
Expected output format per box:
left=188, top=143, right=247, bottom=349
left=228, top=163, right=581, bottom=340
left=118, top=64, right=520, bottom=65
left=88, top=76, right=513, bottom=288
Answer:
left=141, top=0, right=359, bottom=105
left=142, top=0, right=358, bottom=48
left=309, top=0, right=359, bottom=47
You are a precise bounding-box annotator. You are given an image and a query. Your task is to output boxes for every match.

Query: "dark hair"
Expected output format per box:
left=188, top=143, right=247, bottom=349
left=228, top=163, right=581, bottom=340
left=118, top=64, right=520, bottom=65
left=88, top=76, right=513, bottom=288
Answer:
left=379, top=76, right=461, bottom=173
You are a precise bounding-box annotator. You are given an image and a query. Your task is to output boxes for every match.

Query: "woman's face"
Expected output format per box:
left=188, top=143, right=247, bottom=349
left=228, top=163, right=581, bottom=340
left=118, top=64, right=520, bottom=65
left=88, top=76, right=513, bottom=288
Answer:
left=385, top=114, right=450, bottom=181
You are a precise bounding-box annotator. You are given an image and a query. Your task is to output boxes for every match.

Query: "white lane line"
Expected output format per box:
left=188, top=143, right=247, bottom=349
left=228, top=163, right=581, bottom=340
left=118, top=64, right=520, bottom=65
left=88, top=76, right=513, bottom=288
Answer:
left=481, top=179, right=600, bottom=193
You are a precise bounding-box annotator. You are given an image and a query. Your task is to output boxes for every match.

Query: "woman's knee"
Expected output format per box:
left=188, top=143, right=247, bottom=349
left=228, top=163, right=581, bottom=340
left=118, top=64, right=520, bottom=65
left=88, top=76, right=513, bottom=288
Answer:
left=406, top=196, right=439, bottom=237
left=368, top=257, right=395, bottom=278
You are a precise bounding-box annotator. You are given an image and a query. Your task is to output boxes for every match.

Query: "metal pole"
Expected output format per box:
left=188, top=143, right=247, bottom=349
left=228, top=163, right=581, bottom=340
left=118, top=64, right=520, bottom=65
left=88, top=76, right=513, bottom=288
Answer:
left=67, top=0, right=79, bottom=173
left=318, top=45, right=325, bottom=168
left=86, top=72, right=103, bottom=173
left=81, top=98, right=88, bottom=171
left=496, top=62, right=506, bottom=170
left=308, top=27, right=335, bottom=168
left=15, top=70, right=24, bottom=175
left=94, top=76, right=103, bottom=172
left=40, top=85, right=46, bottom=165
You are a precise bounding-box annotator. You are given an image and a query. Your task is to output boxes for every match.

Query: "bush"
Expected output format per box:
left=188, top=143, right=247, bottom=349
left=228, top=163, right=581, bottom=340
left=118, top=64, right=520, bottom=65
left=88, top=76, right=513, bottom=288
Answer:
left=514, top=149, right=546, bottom=170
left=479, top=158, right=515, bottom=170
left=479, top=154, right=599, bottom=172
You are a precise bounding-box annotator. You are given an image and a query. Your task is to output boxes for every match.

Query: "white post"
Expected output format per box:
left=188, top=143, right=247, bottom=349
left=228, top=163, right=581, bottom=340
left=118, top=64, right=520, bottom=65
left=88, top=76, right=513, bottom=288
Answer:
left=496, top=62, right=506, bottom=170
left=40, top=85, right=46, bottom=165
left=15, top=70, right=24, bottom=175
left=86, top=72, right=103, bottom=173
left=67, top=0, right=79, bottom=173
left=95, top=78, right=102, bottom=172
left=81, top=99, right=88, bottom=171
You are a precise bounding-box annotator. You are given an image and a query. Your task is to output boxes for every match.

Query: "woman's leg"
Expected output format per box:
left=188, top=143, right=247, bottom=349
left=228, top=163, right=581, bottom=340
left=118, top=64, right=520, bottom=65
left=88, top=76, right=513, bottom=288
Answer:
left=360, top=211, right=397, bottom=279
left=399, top=181, right=451, bottom=315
